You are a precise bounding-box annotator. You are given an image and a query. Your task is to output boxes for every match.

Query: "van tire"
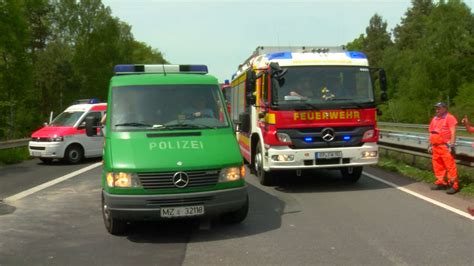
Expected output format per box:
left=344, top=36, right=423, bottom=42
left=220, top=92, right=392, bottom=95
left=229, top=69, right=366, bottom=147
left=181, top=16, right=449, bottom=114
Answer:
left=39, top=158, right=54, bottom=164
left=255, top=143, right=275, bottom=186
left=221, top=195, right=249, bottom=224
left=64, top=144, right=84, bottom=164
left=340, top=166, right=363, bottom=183
left=102, top=194, right=127, bottom=235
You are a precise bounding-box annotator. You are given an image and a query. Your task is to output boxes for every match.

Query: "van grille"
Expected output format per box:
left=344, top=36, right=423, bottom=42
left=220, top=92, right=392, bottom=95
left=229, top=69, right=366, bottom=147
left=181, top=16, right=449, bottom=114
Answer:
left=138, top=169, right=219, bottom=189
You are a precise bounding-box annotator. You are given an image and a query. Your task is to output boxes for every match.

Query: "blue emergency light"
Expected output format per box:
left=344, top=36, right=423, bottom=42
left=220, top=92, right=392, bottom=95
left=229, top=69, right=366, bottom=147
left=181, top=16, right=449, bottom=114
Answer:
left=343, top=135, right=351, bottom=141
left=114, top=64, right=208, bottom=74
left=346, top=51, right=367, bottom=59
left=304, top=137, right=313, bottom=143
left=266, top=52, right=293, bottom=60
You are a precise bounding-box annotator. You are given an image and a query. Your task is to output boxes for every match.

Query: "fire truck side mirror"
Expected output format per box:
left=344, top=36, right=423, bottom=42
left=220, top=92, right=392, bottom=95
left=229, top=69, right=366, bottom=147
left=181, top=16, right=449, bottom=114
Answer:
left=85, top=116, right=98, bottom=137
left=246, top=92, right=256, bottom=106
left=379, top=69, right=388, bottom=101
left=238, top=112, right=251, bottom=133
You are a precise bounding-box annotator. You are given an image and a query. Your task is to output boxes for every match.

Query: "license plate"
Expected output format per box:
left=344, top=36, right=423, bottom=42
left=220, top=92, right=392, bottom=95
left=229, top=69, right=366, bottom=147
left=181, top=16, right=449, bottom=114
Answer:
left=316, top=151, right=342, bottom=159
left=160, top=205, right=205, bottom=218
left=30, top=151, right=41, bottom=157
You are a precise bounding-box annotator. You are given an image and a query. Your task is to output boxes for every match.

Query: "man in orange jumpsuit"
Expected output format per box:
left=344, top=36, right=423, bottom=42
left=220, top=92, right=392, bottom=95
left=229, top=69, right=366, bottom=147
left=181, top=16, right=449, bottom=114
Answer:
left=429, top=102, right=459, bottom=194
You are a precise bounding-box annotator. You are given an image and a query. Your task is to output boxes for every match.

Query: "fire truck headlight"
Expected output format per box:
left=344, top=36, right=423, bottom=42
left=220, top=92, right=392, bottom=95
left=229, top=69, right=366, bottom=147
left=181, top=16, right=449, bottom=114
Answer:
left=361, top=151, right=378, bottom=158
left=276, top=133, right=292, bottom=143
left=271, top=154, right=295, bottom=162
left=219, top=166, right=245, bottom=182
left=105, top=172, right=141, bottom=188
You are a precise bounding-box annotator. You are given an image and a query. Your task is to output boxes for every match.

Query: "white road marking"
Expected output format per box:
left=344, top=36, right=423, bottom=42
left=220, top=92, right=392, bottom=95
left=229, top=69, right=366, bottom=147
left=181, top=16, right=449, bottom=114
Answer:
left=3, top=162, right=102, bottom=203
left=364, top=172, right=474, bottom=221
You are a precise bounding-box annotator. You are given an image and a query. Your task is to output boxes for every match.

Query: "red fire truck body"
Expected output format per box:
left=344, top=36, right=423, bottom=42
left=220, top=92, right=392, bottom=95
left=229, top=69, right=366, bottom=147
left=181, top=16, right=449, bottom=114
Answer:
left=229, top=46, right=387, bottom=185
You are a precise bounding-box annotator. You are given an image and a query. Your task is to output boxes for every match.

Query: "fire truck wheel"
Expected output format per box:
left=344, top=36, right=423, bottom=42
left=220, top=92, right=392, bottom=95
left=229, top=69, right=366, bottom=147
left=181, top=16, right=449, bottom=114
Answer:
left=64, top=144, right=84, bottom=164
left=255, top=144, right=275, bottom=186
left=102, top=193, right=127, bottom=235
left=340, top=166, right=363, bottom=183
left=39, top=158, right=54, bottom=164
left=221, top=195, right=249, bottom=224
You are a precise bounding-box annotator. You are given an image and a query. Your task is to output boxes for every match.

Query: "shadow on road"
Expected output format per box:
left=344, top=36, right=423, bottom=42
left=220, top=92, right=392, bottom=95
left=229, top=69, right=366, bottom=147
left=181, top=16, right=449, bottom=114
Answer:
left=124, top=183, right=284, bottom=243
left=36, top=157, right=102, bottom=166
left=271, top=168, right=410, bottom=193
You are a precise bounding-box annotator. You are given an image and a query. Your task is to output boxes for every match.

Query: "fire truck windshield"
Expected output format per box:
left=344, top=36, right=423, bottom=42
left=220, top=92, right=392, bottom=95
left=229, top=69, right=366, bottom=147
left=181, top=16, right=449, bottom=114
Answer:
left=272, top=66, right=375, bottom=109
left=50, top=111, right=85, bottom=127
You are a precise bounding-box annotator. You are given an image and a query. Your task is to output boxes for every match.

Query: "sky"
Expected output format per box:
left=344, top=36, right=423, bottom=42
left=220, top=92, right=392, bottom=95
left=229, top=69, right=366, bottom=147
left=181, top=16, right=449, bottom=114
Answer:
left=102, top=0, right=473, bottom=82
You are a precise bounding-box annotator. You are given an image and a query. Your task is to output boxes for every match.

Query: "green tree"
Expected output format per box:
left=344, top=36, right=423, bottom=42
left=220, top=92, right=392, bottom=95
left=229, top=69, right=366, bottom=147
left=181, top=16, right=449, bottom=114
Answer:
left=0, top=0, right=31, bottom=139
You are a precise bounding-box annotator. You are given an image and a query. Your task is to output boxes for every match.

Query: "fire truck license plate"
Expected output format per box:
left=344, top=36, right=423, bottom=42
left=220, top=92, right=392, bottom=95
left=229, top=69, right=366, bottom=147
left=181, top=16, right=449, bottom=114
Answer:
left=316, top=151, right=342, bottom=159
left=160, top=205, right=205, bottom=218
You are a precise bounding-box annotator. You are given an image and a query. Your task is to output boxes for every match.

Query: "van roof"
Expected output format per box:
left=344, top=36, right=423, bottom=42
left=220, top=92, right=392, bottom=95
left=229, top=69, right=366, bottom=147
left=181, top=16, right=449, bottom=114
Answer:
left=64, top=103, right=107, bottom=112
left=110, top=73, right=219, bottom=87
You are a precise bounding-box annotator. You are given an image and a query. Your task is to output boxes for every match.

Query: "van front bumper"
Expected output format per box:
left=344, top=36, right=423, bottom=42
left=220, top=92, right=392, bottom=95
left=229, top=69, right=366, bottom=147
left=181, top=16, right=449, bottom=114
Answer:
left=28, top=141, right=65, bottom=159
left=103, top=186, right=248, bottom=221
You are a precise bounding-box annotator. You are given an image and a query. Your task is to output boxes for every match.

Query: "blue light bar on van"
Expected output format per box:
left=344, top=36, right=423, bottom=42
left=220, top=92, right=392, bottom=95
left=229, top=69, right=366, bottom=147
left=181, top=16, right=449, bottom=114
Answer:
left=266, top=52, right=292, bottom=60
left=346, top=51, right=367, bottom=59
left=88, top=98, right=100, bottom=104
left=114, top=64, right=208, bottom=74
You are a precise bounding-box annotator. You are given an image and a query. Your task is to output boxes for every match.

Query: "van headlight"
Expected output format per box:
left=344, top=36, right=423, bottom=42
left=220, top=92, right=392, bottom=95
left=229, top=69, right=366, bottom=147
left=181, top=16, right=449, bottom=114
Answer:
left=219, top=166, right=246, bottom=182
left=49, top=136, right=64, bottom=142
left=106, top=172, right=141, bottom=188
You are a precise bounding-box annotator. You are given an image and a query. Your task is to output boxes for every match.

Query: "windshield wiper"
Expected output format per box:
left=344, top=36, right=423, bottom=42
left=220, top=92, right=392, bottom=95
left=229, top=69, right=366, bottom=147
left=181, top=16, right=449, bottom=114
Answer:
left=165, top=123, right=216, bottom=129
left=114, top=122, right=153, bottom=127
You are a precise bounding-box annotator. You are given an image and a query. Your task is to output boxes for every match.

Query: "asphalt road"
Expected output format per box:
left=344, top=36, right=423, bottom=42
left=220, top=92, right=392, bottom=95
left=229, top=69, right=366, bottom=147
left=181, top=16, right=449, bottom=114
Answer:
left=1, top=159, right=473, bottom=265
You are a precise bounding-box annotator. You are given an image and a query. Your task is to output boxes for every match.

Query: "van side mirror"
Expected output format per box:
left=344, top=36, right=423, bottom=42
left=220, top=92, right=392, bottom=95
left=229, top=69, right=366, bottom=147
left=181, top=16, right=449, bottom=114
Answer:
left=85, top=116, right=99, bottom=137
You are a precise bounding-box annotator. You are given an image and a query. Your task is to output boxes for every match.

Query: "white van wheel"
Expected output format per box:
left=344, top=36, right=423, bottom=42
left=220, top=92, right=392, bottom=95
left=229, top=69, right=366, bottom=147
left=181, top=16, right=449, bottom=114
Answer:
left=64, top=145, right=84, bottom=164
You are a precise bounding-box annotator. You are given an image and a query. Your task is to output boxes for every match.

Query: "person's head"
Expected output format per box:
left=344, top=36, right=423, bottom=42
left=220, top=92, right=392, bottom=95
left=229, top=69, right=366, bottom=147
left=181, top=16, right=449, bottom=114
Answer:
left=434, top=102, right=448, bottom=117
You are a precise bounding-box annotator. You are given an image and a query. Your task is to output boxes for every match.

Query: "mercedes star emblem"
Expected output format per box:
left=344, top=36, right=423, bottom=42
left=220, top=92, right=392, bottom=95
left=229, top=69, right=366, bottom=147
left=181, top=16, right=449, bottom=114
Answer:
left=172, top=171, right=189, bottom=188
left=321, top=128, right=336, bottom=142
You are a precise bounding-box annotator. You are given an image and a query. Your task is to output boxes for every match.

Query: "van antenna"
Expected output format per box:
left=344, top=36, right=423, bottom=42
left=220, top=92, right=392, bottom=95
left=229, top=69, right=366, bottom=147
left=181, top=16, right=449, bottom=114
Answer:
left=162, top=64, right=166, bottom=76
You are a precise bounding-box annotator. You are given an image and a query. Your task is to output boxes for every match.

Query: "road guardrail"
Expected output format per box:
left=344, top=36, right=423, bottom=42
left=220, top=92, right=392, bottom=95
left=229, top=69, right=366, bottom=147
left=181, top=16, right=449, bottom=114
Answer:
left=379, top=129, right=474, bottom=167
left=0, top=138, right=30, bottom=150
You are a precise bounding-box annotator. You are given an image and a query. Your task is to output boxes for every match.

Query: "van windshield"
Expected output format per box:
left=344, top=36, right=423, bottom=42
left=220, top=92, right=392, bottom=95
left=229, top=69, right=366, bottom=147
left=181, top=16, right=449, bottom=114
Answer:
left=110, top=84, right=229, bottom=132
left=50, top=111, right=85, bottom=127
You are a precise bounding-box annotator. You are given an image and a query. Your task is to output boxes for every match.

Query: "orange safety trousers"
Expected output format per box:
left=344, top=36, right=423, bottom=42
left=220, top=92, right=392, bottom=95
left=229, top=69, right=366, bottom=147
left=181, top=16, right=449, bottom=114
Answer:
left=430, top=135, right=458, bottom=189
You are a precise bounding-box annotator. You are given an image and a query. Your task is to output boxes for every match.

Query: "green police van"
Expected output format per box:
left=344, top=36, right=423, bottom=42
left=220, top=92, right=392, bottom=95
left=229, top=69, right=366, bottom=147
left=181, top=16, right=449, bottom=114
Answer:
left=86, top=64, right=248, bottom=235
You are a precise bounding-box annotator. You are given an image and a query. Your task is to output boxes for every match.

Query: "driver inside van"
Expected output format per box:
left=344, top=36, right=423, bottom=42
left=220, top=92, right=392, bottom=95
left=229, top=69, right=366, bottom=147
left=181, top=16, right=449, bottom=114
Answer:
left=183, top=95, right=214, bottom=118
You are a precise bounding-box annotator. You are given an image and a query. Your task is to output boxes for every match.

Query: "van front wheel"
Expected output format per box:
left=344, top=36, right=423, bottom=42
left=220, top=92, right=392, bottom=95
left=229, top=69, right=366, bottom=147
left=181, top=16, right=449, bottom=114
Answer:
left=64, top=145, right=83, bottom=164
left=221, top=196, right=249, bottom=224
left=102, top=194, right=127, bottom=235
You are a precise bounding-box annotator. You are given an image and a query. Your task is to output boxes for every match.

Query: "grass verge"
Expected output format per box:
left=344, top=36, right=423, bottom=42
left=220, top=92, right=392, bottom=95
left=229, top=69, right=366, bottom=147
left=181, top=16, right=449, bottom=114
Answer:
left=0, top=147, right=30, bottom=165
left=377, top=149, right=474, bottom=197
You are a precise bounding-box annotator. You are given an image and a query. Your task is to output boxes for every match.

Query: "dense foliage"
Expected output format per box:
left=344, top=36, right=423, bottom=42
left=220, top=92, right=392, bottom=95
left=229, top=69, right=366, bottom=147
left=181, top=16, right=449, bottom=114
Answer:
left=0, top=0, right=167, bottom=140
left=346, top=0, right=474, bottom=124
